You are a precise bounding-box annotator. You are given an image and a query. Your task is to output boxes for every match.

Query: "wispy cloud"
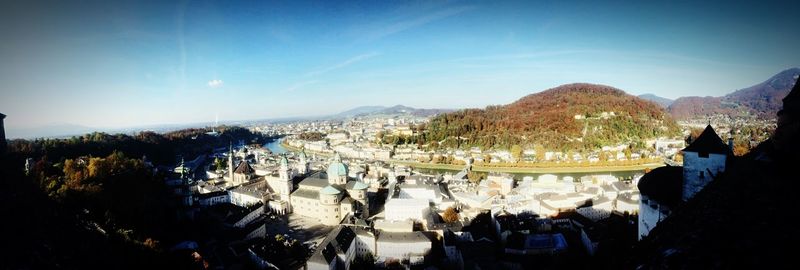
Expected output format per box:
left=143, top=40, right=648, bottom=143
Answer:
left=361, top=5, right=476, bottom=42
left=282, top=80, right=317, bottom=93
left=208, top=79, right=224, bottom=88
left=305, top=52, right=381, bottom=77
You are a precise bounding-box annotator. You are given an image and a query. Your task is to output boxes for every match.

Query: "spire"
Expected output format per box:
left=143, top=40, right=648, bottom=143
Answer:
left=180, top=157, right=185, bottom=179
left=228, top=141, right=234, bottom=180
left=280, top=153, right=289, bottom=167
left=683, top=125, right=731, bottom=155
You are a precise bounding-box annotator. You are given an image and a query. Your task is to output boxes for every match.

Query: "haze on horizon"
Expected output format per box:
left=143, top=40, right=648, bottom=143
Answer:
left=1, top=0, right=798, bottom=138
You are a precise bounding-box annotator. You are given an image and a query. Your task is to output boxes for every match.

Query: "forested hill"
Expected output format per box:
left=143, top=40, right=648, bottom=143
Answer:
left=1, top=125, right=267, bottom=269
left=423, top=83, right=680, bottom=151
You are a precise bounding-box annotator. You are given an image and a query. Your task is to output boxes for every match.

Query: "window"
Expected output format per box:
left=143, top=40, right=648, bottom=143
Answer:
left=699, top=171, right=705, bottom=178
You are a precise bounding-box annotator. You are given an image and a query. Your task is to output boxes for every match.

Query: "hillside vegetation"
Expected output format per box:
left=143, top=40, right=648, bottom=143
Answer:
left=2, top=126, right=267, bottom=268
left=423, top=83, right=680, bottom=151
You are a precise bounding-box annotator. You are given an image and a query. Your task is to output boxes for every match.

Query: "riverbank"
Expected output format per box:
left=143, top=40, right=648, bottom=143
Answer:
left=281, top=141, right=334, bottom=156
left=282, top=141, right=664, bottom=174
left=389, top=160, right=664, bottom=173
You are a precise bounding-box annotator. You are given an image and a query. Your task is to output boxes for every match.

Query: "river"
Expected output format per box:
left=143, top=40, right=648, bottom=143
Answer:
left=264, top=137, right=288, bottom=155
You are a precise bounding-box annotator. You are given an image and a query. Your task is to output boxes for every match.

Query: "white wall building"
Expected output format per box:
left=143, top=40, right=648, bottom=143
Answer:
left=385, top=198, right=429, bottom=221
left=376, top=231, right=432, bottom=266
left=638, top=125, right=730, bottom=239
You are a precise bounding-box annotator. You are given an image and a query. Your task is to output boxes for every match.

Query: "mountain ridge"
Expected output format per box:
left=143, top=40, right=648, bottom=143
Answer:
left=638, top=94, right=674, bottom=108
left=332, top=104, right=452, bottom=118
left=668, top=68, right=800, bottom=120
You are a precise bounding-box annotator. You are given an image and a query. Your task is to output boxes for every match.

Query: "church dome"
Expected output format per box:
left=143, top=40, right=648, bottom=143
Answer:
left=346, top=181, right=369, bottom=190
left=327, top=162, right=348, bottom=177
left=326, top=152, right=348, bottom=177
left=321, top=185, right=342, bottom=195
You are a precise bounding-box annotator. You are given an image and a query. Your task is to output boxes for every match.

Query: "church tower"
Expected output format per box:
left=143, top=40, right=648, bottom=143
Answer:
left=228, top=143, right=234, bottom=181
left=278, top=155, right=293, bottom=210
left=279, top=154, right=292, bottom=181
left=297, top=150, right=309, bottom=175
left=681, top=125, right=731, bottom=201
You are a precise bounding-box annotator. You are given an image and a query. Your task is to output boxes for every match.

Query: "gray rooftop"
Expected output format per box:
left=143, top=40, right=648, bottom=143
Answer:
left=291, top=188, right=319, bottom=200
left=377, top=231, right=431, bottom=244
left=299, top=176, right=329, bottom=188
left=307, top=226, right=356, bottom=265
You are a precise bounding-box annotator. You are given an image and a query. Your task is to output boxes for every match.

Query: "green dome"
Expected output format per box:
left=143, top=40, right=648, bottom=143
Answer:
left=352, top=181, right=368, bottom=190
left=280, top=155, right=289, bottom=166
left=320, top=185, right=341, bottom=195
left=327, top=162, right=348, bottom=177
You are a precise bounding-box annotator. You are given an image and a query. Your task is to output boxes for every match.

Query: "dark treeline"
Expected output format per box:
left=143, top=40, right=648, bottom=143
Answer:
left=1, top=125, right=268, bottom=269
left=6, top=125, right=266, bottom=166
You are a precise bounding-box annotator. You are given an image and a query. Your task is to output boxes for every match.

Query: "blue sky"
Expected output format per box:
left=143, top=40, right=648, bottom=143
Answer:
left=1, top=0, right=798, bottom=135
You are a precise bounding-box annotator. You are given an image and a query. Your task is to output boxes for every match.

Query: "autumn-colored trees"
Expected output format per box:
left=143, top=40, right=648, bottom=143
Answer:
left=467, top=170, right=485, bottom=184
left=422, top=83, right=680, bottom=151
left=214, top=157, right=226, bottom=171
left=442, top=207, right=460, bottom=223
left=298, top=131, right=325, bottom=141
left=511, top=145, right=523, bottom=162
left=3, top=126, right=269, bottom=268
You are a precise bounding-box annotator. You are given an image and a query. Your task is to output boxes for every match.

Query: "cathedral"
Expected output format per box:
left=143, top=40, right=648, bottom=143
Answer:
left=290, top=153, right=370, bottom=226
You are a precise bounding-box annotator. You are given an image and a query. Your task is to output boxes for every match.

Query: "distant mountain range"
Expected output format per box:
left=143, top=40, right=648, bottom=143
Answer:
left=4, top=122, right=226, bottom=140
left=667, top=68, right=800, bottom=120
left=5, top=123, right=96, bottom=139
left=5, top=105, right=451, bottom=139
left=332, top=105, right=452, bottom=118
left=638, top=94, right=674, bottom=108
